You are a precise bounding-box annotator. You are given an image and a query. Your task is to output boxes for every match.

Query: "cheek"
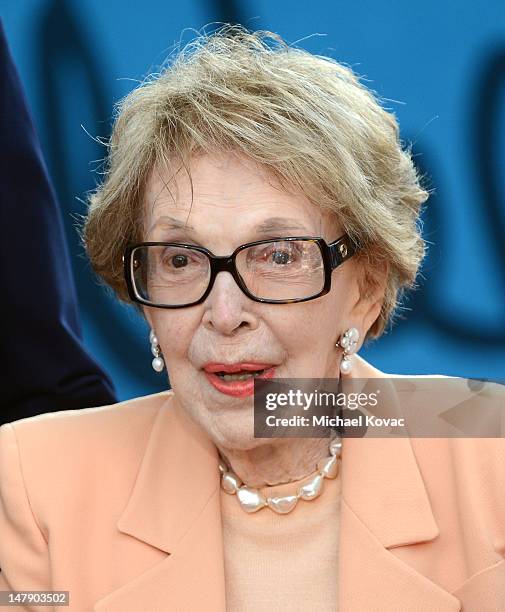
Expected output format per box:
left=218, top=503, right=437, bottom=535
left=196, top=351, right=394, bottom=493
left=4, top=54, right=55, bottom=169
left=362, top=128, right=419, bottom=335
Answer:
left=315, top=287, right=348, bottom=325
left=277, top=298, right=343, bottom=347
left=326, top=272, right=359, bottom=321
left=284, top=289, right=351, bottom=357
left=151, top=312, right=196, bottom=359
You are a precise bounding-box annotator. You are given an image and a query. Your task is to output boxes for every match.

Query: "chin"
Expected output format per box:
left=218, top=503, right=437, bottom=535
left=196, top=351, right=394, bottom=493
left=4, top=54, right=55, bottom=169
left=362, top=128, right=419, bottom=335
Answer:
left=213, top=418, right=266, bottom=450
left=220, top=436, right=269, bottom=453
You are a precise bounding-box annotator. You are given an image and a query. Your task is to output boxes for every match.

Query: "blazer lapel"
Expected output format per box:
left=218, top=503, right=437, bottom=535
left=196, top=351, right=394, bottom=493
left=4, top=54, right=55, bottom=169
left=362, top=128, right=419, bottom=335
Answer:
left=338, top=435, right=461, bottom=610
left=94, top=392, right=226, bottom=612
left=338, top=376, right=461, bottom=610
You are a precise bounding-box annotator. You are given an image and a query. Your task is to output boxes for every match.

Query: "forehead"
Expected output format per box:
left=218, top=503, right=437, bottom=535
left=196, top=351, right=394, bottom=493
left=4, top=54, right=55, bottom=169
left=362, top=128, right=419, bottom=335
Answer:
left=143, top=152, right=339, bottom=241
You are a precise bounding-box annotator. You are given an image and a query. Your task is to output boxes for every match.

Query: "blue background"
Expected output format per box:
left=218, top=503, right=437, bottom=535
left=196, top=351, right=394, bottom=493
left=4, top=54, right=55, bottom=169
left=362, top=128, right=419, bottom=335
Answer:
left=1, top=0, right=504, bottom=400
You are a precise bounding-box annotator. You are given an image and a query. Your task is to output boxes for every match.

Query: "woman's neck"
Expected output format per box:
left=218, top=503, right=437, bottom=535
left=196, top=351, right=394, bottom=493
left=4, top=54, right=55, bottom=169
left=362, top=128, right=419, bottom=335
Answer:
left=216, top=436, right=331, bottom=488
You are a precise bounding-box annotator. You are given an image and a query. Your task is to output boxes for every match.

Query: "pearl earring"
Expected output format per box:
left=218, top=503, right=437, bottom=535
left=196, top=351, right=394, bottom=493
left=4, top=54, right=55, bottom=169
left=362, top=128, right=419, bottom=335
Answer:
left=336, top=327, right=360, bottom=374
left=149, top=329, right=165, bottom=373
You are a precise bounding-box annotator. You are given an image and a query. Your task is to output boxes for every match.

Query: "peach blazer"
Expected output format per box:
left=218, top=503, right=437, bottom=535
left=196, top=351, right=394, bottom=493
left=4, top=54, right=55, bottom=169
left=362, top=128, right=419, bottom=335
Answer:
left=1, top=362, right=505, bottom=611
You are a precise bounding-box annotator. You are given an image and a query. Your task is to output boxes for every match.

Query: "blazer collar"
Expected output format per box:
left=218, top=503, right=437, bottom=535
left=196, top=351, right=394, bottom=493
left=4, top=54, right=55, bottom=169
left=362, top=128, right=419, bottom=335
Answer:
left=95, top=392, right=226, bottom=611
left=95, top=379, right=461, bottom=611
left=116, top=392, right=220, bottom=553
left=340, top=375, right=439, bottom=549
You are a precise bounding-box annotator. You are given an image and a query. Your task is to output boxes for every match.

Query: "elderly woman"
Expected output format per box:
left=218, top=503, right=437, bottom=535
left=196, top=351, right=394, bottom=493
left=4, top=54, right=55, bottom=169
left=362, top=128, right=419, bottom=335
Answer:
left=1, top=26, right=504, bottom=612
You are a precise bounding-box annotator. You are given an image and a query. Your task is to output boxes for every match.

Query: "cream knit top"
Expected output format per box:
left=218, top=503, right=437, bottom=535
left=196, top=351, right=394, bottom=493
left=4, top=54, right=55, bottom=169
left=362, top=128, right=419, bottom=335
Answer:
left=220, top=466, right=342, bottom=611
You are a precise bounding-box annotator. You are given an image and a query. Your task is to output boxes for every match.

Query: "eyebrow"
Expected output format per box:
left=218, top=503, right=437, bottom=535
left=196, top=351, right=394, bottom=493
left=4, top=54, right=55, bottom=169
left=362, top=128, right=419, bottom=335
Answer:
left=149, top=216, right=196, bottom=233
left=149, top=215, right=311, bottom=238
left=254, top=217, right=311, bottom=236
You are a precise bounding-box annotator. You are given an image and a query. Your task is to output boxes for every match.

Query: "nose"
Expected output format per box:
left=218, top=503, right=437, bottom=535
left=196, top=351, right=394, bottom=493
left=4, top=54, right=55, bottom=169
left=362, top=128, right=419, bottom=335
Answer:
left=202, top=271, right=259, bottom=336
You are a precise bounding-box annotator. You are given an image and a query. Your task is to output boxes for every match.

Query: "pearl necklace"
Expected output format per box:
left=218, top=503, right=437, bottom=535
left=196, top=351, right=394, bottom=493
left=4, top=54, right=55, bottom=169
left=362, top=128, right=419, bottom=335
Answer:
left=218, top=436, right=342, bottom=514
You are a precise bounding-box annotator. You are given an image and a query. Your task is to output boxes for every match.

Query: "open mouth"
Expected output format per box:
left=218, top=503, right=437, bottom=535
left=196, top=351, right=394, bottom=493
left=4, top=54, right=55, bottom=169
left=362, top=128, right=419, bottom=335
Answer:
left=203, top=363, right=277, bottom=396
left=214, top=368, right=268, bottom=381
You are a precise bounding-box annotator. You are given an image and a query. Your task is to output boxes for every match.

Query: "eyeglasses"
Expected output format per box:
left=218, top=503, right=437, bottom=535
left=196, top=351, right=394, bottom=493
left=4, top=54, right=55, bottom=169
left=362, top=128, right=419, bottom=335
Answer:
left=123, top=235, right=359, bottom=308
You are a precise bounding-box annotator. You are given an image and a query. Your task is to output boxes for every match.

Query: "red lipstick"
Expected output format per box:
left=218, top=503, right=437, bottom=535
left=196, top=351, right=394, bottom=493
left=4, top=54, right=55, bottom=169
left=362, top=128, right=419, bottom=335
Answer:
left=202, top=362, right=276, bottom=397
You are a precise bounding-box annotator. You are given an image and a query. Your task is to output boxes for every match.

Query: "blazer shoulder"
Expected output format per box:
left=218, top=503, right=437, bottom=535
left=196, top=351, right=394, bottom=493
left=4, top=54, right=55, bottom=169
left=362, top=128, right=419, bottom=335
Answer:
left=1, top=390, right=172, bottom=451
left=405, top=374, right=505, bottom=474
left=406, top=378, right=505, bottom=559
left=0, top=391, right=174, bottom=533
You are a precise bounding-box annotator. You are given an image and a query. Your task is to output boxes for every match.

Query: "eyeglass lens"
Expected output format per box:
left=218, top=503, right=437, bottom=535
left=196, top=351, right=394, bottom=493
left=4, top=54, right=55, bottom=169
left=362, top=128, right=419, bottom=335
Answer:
left=131, top=240, right=325, bottom=305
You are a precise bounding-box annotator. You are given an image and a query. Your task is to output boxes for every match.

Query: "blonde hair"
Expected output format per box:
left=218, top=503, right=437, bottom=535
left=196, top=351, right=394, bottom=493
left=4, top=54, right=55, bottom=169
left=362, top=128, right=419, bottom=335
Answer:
left=82, top=25, right=429, bottom=341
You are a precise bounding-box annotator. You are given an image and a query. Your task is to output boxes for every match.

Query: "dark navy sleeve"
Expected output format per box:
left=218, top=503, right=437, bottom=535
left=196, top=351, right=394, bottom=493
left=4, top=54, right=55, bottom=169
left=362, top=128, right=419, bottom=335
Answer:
left=0, top=21, right=117, bottom=422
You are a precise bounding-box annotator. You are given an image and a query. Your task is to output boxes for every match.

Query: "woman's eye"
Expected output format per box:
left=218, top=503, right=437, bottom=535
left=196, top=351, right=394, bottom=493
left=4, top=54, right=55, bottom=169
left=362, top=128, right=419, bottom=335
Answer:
left=160, top=250, right=191, bottom=269
left=169, top=254, right=188, bottom=268
left=270, top=250, right=292, bottom=265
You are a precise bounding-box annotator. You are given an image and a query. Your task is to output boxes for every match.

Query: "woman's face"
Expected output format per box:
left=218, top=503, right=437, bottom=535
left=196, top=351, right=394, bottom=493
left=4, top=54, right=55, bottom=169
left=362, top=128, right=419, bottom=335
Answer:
left=142, top=152, right=382, bottom=450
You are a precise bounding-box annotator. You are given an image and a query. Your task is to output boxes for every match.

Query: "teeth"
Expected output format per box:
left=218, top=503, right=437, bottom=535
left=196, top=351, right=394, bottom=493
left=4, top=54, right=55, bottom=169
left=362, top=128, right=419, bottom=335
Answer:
left=217, top=369, right=266, bottom=381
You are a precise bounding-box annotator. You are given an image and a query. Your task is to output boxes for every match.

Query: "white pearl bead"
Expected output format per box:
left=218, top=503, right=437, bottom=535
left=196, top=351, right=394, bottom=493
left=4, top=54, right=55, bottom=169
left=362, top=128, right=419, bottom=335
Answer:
left=152, top=356, right=165, bottom=372
left=267, top=495, right=298, bottom=514
left=222, top=472, right=241, bottom=494
left=339, top=335, right=350, bottom=349
left=237, top=487, right=267, bottom=512
left=348, top=327, right=360, bottom=341
left=340, top=356, right=352, bottom=374
left=149, top=329, right=156, bottom=343
left=151, top=344, right=160, bottom=357
left=318, top=455, right=339, bottom=479
left=298, top=473, right=324, bottom=500
left=329, top=438, right=343, bottom=457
